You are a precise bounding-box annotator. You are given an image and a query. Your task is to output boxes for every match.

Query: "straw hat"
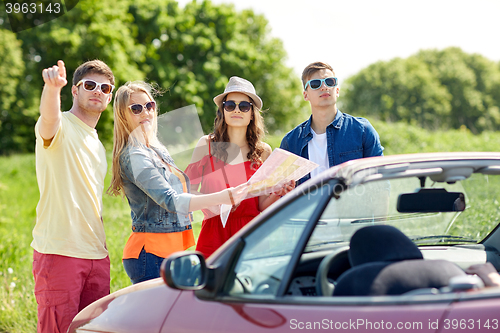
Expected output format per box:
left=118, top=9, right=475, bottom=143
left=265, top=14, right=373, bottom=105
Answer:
left=213, top=76, right=263, bottom=110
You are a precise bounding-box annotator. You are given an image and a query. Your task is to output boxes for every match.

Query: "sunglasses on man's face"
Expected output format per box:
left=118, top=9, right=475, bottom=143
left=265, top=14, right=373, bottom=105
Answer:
left=128, top=101, right=156, bottom=115
left=76, top=79, right=115, bottom=95
left=304, top=77, right=338, bottom=90
left=223, top=100, right=253, bottom=113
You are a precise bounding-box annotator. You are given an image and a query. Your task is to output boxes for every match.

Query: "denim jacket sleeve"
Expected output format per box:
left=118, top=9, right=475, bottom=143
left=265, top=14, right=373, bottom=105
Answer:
left=122, top=148, right=192, bottom=216
left=361, top=118, right=384, bottom=158
left=279, top=135, right=289, bottom=151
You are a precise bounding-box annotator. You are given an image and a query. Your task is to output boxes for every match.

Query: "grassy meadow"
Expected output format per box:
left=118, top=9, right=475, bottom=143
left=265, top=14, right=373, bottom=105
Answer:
left=1, top=121, right=500, bottom=332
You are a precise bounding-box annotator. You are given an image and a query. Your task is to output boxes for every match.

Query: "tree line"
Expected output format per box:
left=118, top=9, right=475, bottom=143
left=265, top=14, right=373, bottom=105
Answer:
left=0, top=0, right=308, bottom=154
left=1, top=1, right=500, bottom=155
left=341, top=47, right=500, bottom=134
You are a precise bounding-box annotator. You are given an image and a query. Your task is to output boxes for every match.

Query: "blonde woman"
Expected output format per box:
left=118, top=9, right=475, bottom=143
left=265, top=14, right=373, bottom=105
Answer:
left=108, top=81, right=247, bottom=284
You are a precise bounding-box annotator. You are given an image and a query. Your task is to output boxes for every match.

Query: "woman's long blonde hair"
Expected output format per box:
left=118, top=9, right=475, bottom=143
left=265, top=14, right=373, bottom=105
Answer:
left=107, top=81, right=161, bottom=196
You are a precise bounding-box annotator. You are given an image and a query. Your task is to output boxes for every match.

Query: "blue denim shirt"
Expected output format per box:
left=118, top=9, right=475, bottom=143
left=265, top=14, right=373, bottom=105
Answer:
left=120, top=143, right=193, bottom=233
left=280, top=110, right=384, bottom=185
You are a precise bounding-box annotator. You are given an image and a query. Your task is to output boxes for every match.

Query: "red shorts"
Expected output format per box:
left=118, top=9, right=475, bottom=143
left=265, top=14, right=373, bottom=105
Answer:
left=32, top=250, right=110, bottom=333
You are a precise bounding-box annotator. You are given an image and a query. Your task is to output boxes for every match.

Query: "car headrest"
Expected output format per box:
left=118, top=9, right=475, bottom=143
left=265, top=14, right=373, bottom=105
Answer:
left=349, top=225, right=423, bottom=267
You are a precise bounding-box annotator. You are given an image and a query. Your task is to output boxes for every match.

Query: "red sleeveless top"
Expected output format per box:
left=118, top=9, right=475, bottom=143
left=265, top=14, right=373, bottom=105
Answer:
left=184, top=144, right=261, bottom=258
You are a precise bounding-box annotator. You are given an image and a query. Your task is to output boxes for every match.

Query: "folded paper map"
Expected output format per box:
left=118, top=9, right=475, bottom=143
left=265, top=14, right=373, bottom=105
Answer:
left=220, top=148, right=318, bottom=227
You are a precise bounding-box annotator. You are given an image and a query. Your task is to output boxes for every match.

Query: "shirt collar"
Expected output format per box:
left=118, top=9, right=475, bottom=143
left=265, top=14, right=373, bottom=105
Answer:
left=332, top=109, right=343, bottom=129
left=301, top=109, right=343, bottom=138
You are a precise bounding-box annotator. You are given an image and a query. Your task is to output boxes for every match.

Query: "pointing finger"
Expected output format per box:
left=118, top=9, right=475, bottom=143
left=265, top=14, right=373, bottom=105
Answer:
left=57, top=60, right=66, bottom=79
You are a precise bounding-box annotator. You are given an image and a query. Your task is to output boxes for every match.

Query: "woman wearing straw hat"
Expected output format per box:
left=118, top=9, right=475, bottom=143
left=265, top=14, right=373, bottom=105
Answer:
left=185, top=76, right=295, bottom=258
left=107, top=81, right=249, bottom=284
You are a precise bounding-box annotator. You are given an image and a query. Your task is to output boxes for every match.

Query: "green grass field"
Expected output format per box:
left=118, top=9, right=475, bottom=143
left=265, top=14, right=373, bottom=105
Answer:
left=1, top=124, right=500, bottom=332
left=0, top=153, right=203, bottom=333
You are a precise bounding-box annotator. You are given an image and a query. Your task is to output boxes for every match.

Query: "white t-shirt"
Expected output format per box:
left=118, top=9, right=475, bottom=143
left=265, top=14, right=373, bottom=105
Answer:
left=308, top=128, right=329, bottom=179
left=32, top=112, right=108, bottom=259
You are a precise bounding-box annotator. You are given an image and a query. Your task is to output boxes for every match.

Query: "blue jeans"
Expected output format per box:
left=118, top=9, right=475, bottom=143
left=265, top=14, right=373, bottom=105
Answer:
left=123, top=248, right=164, bottom=284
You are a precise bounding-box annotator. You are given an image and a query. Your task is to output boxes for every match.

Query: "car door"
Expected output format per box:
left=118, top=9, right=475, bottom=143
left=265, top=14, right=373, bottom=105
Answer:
left=437, top=294, right=500, bottom=332
left=164, top=290, right=453, bottom=332
left=161, top=181, right=451, bottom=332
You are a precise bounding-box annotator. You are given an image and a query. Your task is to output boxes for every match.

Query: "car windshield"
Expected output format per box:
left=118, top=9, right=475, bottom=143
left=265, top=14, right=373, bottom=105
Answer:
left=306, top=172, right=500, bottom=251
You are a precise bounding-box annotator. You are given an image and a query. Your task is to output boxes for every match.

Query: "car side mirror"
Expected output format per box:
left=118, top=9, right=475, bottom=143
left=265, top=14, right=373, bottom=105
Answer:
left=161, top=252, right=207, bottom=290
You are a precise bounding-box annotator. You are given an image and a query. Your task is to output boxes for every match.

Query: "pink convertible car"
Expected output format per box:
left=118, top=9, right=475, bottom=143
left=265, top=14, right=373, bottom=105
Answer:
left=69, top=152, right=500, bottom=333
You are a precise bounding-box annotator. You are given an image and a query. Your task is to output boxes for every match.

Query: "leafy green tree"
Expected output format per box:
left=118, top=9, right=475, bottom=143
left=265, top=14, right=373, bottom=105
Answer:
left=0, top=0, right=306, bottom=154
left=342, top=57, right=451, bottom=130
left=129, top=0, right=308, bottom=135
left=0, top=29, right=32, bottom=154
left=416, top=48, right=500, bottom=132
left=342, top=47, right=500, bottom=133
left=13, top=0, right=145, bottom=149
left=1, top=0, right=145, bottom=152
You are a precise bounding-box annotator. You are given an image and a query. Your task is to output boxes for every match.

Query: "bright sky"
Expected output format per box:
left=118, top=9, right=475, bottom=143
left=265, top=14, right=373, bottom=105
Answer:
left=177, top=0, right=500, bottom=82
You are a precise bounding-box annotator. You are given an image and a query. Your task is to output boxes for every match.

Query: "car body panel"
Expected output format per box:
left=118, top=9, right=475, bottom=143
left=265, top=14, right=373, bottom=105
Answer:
left=69, top=279, right=179, bottom=333
left=163, top=291, right=452, bottom=332
left=441, top=293, right=500, bottom=332
left=68, top=152, right=500, bottom=333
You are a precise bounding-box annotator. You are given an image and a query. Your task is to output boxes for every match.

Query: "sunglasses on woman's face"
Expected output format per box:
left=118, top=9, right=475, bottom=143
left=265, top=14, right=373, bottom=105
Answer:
left=303, top=77, right=338, bottom=90
left=128, top=101, right=156, bottom=115
left=223, top=100, right=253, bottom=113
left=76, top=79, right=115, bottom=94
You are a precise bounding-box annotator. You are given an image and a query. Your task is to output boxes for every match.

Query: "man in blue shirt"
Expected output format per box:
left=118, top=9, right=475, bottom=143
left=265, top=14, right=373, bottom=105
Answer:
left=280, top=62, right=384, bottom=185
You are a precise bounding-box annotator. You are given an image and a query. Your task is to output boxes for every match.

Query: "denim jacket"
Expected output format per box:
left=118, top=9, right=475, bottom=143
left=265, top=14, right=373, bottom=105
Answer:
left=280, top=110, right=384, bottom=185
left=120, top=143, right=193, bottom=233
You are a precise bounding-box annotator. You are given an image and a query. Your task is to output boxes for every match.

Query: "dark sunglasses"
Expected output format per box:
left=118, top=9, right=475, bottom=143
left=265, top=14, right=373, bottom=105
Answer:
left=76, top=79, right=115, bottom=94
left=304, top=77, right=338, bottom=90
left=223, top=100, right=253, bottom=113
left=128, top=101, right=156, bottom=115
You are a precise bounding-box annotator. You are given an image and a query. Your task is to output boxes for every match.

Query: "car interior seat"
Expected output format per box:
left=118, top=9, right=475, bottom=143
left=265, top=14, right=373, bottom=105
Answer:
left=333, top=225, right=465, bottom=296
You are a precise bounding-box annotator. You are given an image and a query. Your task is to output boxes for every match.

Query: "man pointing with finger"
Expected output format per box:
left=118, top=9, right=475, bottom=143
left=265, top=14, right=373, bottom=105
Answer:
left=32, top=60, right=115, bottom=333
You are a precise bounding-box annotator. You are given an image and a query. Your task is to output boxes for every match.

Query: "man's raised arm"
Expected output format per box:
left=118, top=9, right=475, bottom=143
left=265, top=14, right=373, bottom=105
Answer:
left=38, top=60, right=67, bottom=141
